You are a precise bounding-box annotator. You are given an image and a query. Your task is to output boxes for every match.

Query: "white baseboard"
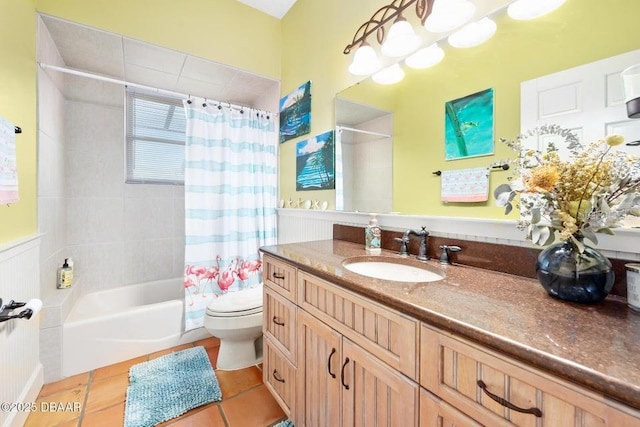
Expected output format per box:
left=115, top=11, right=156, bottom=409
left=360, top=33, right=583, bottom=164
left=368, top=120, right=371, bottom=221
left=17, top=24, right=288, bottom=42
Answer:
left=2, top=363, right=43, bottom=427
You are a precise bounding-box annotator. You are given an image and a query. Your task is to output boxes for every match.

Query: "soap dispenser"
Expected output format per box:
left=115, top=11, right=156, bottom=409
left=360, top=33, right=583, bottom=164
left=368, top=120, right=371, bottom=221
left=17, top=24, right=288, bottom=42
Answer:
left=365, top=214, right=382, bottom=255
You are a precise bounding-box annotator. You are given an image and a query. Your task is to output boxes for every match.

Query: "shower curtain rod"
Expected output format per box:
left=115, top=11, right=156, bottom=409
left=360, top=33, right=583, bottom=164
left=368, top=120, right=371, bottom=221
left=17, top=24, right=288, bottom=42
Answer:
left=337, top=125, right=391, bottom=138
left=38, top=62, right=275, bottom=115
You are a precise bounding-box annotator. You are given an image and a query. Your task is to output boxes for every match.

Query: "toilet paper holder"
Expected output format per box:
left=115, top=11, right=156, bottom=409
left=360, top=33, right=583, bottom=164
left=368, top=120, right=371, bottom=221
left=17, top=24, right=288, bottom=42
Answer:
left=0, top=297, right=42, bottom=323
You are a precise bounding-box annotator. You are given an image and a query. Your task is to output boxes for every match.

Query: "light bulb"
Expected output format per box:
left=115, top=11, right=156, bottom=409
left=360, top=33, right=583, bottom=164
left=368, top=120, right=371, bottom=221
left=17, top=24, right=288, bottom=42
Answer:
left=381, top=19, right=422, bottom=58
left=448, top=17, right=497, bottom=49
left=425, top=0, right=476, bottom=33
left=405, top=43, right=445, bottom=69
left=507, top=0, right=567, bottom=20
left=372, top=63, right=405, bottom=85
left=348, top=44, right=382, bottom=76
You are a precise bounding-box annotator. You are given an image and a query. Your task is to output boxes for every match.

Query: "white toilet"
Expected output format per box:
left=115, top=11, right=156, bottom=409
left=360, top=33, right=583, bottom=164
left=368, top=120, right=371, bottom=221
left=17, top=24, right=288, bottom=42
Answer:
left=203, top=285, right=263, bottom=370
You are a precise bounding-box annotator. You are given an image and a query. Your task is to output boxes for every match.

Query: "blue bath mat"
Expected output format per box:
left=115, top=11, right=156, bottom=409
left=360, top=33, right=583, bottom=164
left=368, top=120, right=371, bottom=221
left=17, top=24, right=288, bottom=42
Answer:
left=124, top=346, right=222, bottom=427
left=273, top=420, right=294, bottom=427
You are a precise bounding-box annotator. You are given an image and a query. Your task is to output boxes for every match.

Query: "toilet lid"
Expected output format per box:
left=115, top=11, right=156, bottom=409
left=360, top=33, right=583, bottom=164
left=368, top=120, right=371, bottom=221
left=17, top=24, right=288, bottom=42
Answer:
left=206, top=285, right=263, bottom=317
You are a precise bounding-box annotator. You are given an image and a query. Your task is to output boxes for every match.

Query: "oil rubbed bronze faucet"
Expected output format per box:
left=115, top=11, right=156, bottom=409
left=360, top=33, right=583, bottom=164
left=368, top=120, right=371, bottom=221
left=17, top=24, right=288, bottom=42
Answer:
left=393, top=226, right=430, bottom=261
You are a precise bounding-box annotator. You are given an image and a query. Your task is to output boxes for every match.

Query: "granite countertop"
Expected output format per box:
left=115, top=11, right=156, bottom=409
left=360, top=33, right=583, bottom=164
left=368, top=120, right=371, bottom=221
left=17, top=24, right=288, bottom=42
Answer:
left=260, top=239, right=640, bottom=409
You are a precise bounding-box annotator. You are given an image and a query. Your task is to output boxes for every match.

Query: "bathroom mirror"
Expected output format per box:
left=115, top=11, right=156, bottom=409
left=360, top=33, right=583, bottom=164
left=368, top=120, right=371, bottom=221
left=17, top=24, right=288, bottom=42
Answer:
left=333, top=2, right=640, bottom=226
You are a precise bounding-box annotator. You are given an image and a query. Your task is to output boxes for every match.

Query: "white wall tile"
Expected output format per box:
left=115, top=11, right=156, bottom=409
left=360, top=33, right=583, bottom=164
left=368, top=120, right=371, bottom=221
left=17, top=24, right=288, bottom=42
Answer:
left=67, top=197, right=124, bottom=245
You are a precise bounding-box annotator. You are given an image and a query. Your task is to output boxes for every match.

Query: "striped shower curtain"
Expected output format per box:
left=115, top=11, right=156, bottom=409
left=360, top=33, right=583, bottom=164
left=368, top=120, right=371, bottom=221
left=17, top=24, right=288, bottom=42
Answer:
left=183, top=101, right=277, bottom=331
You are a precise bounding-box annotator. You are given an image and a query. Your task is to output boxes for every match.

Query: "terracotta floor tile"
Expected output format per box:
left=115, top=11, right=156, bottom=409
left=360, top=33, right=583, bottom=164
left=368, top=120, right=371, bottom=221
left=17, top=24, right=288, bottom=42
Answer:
left=193, top=336, right=220, bottom=349
left=148, top=343, right=194, bottom=360
left=25, top=386, right=85, bottom=427
left=84, top=372, right=129, bottom=414
left=92, top=355, right=147, bottom=382
left=80, top=402, right=124, bottom=427
left=161, top=404, right=226, bottom=427
left=39, top=372, right=90, bottom=398
left=221, top=385, right=285, bottom=427
left=206, top=345, right=220, bottom=368
left=216, top=366, right=263, bottom=399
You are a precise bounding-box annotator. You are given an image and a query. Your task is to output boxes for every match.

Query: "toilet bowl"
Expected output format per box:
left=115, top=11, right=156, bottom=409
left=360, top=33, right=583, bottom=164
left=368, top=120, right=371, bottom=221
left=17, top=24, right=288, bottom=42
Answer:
left=203, top=285, right=263, bottom=370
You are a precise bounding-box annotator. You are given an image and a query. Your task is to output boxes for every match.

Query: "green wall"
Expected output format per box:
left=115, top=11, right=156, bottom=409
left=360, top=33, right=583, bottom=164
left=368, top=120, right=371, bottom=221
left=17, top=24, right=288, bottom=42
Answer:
left=280, top=0, right=640, bottom=218
left=2, top=0, right=639, bottom=243
left=0, top=0, right=37, bottom=243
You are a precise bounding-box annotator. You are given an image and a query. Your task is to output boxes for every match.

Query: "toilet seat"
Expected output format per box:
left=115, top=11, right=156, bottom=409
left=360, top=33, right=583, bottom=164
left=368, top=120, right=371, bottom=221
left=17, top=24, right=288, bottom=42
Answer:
left=206, top=285, right=263, bottom=318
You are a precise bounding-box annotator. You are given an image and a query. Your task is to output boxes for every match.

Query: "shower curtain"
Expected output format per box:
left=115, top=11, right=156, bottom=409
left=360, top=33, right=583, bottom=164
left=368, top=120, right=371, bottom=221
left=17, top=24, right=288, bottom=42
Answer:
left=183, top=101, right=277, bottom=331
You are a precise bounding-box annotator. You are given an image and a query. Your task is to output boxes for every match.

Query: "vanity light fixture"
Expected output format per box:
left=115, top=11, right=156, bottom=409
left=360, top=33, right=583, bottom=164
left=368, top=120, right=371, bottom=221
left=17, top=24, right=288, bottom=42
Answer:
left=424, top=0, right=476, bottom=33
left=405, top=43, right=445, bottom=69
left=348, top=43, right=382, bottom=76
left=344, top=0, right=433, bottom=76
left=372, top=63, right=405, bottom=85
left=507, top=0, right=567, bottom=20
left=448, top=17, right=497, bottom=48
left=381, top=17, right=423, bottom=57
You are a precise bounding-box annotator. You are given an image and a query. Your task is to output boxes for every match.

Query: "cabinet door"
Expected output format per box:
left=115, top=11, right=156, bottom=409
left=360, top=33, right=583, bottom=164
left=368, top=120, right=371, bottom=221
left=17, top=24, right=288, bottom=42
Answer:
left=342, top=338, right=419, bottom=427
left=296, top=310, right=342, bottom=427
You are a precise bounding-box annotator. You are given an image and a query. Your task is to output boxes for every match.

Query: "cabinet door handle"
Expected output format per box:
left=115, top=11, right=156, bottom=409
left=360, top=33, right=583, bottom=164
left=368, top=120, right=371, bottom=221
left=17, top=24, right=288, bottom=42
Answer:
left=272, top=272, right=285, bottom=280
left=272, top=369, right=285, bottom=383
left=340, top=357, right=350, bottom=390
left=272, top=316, right=285, bottom=326
left=477, top=380, right=542, bottom=417
left=327, top=348, right=336, bottom=378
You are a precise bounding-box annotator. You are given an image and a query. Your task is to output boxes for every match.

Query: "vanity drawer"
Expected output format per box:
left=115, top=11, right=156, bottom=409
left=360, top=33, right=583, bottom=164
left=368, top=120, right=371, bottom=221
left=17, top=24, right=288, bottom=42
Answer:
left=263, top=285, right=296, bottom=363
left=263, top=335, right=296, bottom=418
left=263, top=255, right=297, bottom=301
left=297, top=271, right=418, bottom=380
left=420, top=324, right=640, bottom=427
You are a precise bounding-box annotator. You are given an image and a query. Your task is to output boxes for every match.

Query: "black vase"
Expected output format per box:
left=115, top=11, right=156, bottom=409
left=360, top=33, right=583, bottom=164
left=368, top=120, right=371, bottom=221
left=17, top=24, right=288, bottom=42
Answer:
left=536, top=237, right=614, bottom=303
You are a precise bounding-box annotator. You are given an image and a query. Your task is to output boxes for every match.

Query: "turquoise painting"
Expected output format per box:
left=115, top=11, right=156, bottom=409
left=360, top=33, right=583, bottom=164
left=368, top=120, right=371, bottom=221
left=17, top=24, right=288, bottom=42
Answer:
left=280, top=81, right=311, bottom=143
left=444, top=88, right=494, bottom=160
left=296, top=130, right=335, bottom=191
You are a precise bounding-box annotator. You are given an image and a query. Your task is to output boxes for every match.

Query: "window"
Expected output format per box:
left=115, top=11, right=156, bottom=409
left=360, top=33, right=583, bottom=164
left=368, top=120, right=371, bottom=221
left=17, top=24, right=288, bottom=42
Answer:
left=125, top=87, right=186, bottom=184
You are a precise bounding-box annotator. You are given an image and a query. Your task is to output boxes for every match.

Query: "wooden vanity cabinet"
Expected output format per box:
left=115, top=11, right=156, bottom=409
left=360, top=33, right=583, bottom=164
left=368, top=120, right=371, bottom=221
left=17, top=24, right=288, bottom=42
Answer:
left=295, top=271, right=420, bottom=427
left=262, top=254, right=640, bottom=426
left=420, top=324, right=640, bottom=427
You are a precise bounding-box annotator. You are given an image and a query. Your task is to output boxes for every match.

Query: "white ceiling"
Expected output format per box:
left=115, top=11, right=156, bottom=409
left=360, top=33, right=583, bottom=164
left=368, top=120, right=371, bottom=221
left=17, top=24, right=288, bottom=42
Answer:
left=40, top=15, right=279, bottom=110
left=234, top=0, right=297, bottom=19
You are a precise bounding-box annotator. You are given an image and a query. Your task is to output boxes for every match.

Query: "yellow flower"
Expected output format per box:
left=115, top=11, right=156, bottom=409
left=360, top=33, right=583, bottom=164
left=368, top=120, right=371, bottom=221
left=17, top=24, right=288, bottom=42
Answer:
left=524, top=164, right=560, bottom=192
left=605, top=134, right=625, bottom=146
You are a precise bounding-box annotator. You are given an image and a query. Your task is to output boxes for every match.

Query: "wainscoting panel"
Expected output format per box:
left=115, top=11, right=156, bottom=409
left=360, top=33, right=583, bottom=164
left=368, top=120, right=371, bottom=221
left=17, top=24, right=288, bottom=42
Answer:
left=0, top=235, right=43, bottom=427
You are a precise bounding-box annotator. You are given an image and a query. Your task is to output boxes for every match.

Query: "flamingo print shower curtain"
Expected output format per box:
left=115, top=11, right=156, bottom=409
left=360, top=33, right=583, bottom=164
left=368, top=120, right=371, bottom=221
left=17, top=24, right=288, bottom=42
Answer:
left=183, top=101, right=277, bottom=331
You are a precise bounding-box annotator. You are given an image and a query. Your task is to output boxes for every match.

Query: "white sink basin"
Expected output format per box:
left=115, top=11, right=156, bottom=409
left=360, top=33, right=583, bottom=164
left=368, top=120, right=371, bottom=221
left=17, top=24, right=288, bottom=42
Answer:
left=343, top=257, right=444, bottom=283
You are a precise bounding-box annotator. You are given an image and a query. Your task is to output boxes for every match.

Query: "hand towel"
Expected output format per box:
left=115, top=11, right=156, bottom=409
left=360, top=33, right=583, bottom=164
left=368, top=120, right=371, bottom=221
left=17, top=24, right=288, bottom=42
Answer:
left=440, top=167, right=490, bottom=203
left=0, top=116, right=19, bottom=204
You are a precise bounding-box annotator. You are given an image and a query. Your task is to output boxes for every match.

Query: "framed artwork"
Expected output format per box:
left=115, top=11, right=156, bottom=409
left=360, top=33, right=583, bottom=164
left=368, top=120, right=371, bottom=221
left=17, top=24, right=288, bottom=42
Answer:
left=296, top=130, right=335, bottom=191
left=280, top=80, right=312, bottom=143
left=444, top=88, right=494, bottom=160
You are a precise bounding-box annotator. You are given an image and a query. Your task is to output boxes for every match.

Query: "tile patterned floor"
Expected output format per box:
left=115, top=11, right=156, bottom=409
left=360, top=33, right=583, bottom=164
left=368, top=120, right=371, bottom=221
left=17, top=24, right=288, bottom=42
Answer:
left=25, top=337, right=286, bottom=427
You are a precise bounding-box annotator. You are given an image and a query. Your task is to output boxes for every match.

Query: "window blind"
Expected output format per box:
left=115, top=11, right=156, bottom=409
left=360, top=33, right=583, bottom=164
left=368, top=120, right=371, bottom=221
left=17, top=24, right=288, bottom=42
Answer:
left=125, top=87, right=186, bottom=184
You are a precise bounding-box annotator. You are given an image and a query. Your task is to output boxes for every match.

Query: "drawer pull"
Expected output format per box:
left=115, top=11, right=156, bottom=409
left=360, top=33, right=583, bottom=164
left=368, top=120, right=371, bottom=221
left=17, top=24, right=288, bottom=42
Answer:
left=272, top=316, right=285, bottom=326
left=327, top=348, right=336, bottom=378
left=341, top=357, right=350, bottom=390
left=477, top=380, right=542, bottom=418
left=272, top=272, right=285, bottom=280
left=272, top=369, right=285, bottom=383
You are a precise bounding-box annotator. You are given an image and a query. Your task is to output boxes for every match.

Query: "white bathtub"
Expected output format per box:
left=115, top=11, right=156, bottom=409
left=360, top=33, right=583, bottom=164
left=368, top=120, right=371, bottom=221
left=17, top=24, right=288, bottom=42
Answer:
left=62, top=278, right=210, bottom=377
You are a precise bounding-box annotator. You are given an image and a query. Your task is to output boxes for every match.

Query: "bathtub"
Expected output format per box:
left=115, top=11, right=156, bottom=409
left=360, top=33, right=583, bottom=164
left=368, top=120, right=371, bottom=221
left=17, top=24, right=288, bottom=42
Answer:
left=62, top=278, right=210, bottom=377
